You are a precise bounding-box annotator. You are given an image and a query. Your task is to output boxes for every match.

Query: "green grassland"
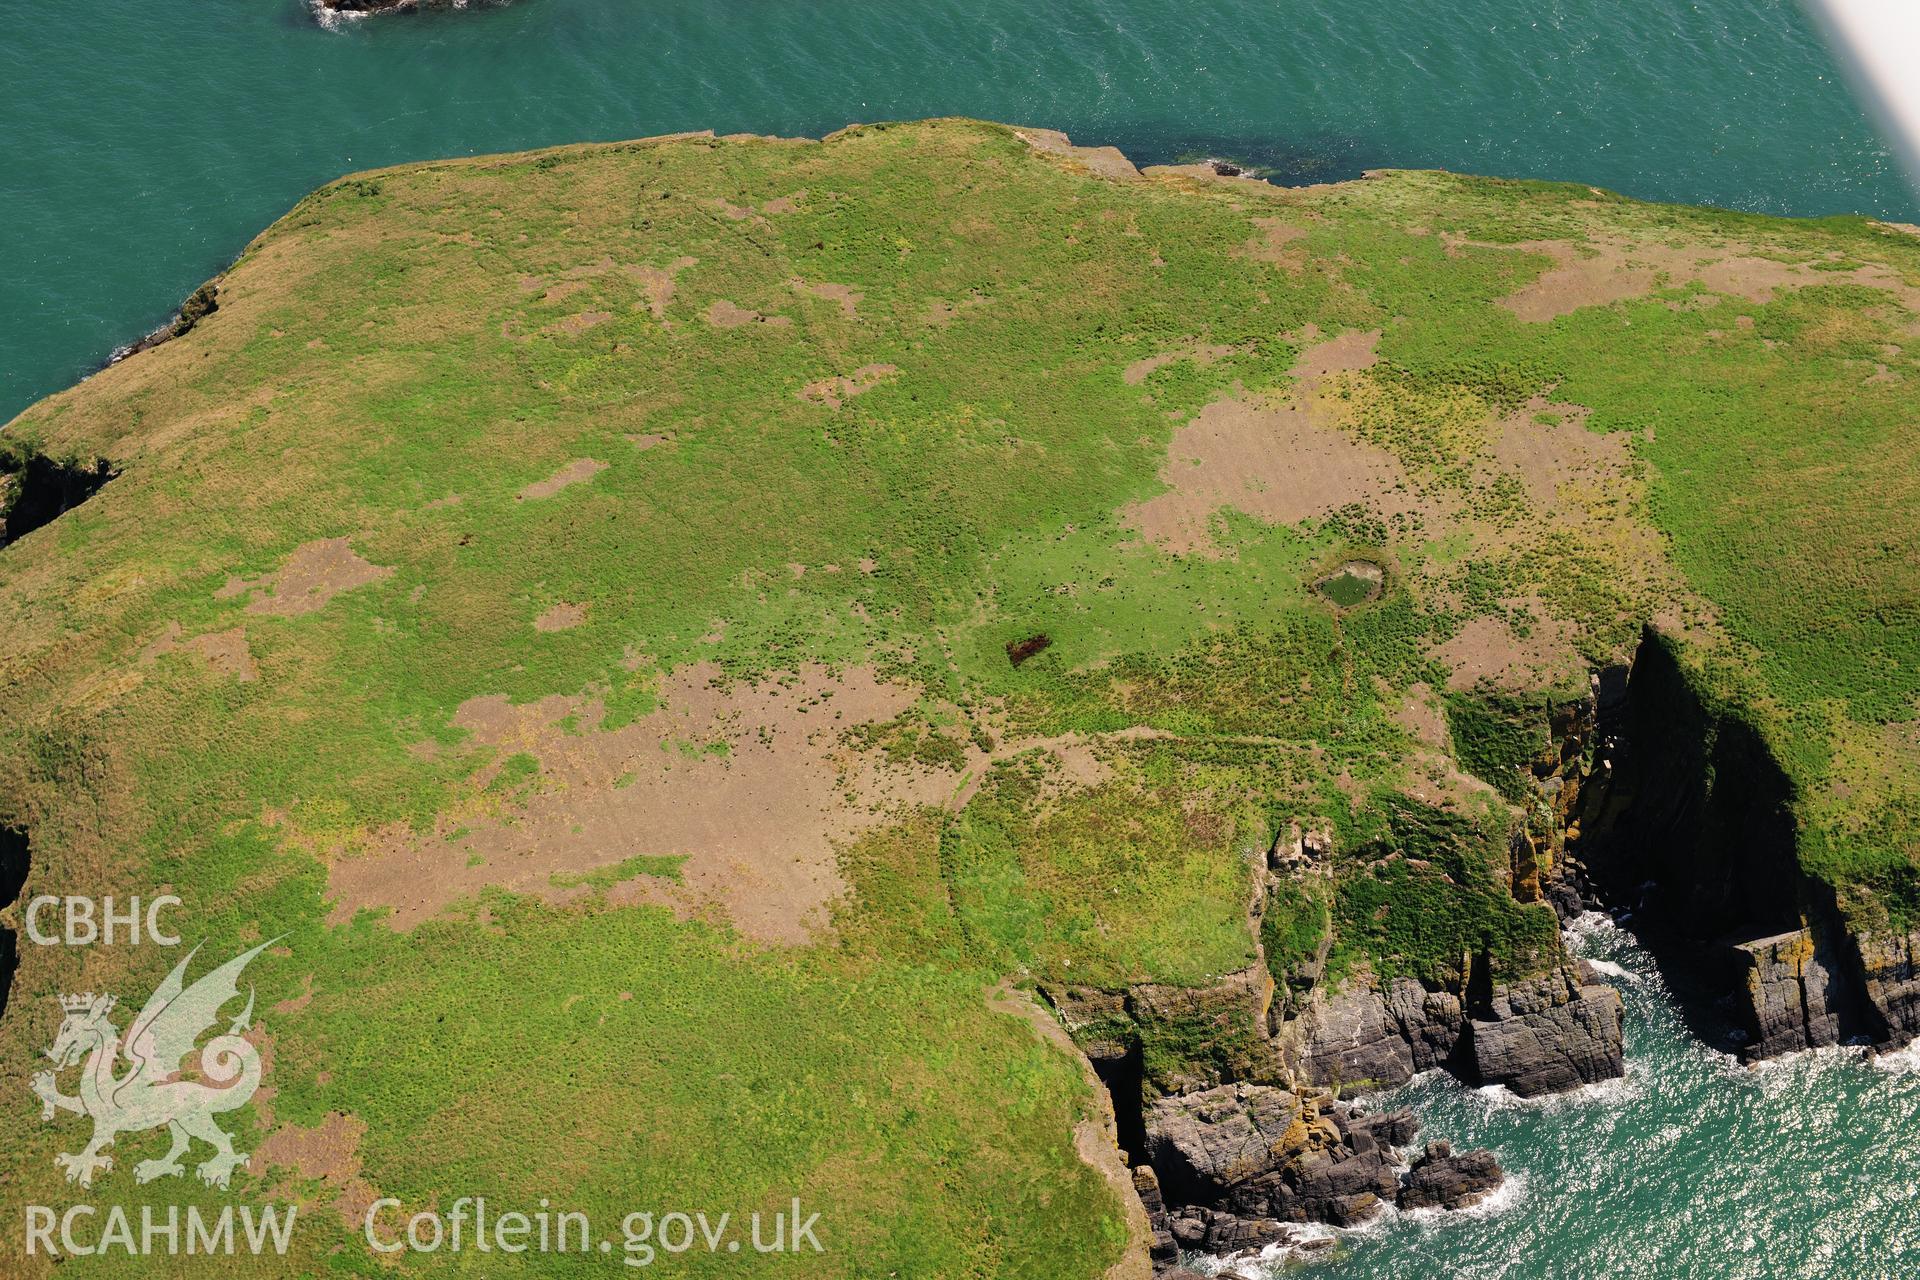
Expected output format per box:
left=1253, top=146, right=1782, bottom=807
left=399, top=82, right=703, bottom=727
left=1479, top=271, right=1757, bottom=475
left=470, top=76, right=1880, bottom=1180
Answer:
left=2, top=119, right=1918, bottom=1276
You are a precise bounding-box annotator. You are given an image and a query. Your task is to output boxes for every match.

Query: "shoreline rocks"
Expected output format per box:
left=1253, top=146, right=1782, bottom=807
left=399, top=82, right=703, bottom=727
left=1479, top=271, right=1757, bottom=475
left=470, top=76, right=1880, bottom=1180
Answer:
left=1139, top=1082, right=1501, bottom=1268
left=110, top=280, right=216, bottom=365
left=1399, top=1140, right=1504, bottom=1211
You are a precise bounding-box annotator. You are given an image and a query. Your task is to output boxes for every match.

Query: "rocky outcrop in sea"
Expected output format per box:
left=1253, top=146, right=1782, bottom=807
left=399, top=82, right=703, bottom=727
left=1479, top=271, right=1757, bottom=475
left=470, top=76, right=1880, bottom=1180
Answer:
left=1134, top=1081, right=1501, bottom=1270
left=310, top=0, right=506, bottom=18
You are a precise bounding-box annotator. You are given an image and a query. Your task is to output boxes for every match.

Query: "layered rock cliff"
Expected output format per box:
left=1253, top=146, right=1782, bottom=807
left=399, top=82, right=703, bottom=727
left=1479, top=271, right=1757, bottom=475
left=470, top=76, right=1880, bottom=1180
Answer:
left=1273, top=963, right=1623, bottom=1098
left=1137, top=1082, right=1501, bottom=1261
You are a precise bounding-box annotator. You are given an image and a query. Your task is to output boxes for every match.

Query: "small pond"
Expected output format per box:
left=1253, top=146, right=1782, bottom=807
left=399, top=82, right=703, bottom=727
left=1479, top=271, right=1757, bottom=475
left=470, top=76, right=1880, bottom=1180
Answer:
left=1315, top=559, right=1384, bottom=607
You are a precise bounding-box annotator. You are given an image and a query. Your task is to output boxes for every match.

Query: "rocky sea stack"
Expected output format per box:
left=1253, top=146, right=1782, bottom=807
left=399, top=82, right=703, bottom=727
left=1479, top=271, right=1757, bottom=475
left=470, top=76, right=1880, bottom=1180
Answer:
left=1137, top=1082, right=1502, bottom=1265
left=311, top=0, right=499, bottom=17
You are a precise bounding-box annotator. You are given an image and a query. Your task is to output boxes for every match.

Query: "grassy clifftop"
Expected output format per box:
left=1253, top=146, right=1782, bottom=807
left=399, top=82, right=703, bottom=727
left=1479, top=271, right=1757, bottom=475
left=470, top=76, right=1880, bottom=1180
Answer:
left=3, top=118, right=1917, bottom=1275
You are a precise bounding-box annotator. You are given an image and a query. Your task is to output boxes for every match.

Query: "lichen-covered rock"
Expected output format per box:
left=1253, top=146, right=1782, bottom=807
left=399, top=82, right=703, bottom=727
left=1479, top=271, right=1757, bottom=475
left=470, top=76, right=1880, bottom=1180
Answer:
left=1045, top=964, right=1277, bottom=1095
left=1856, top=928, right=1920, bottom=1045
left=172, top=281, right=218, bottom=335
left=1466, top=963, right=1624, bottom=1096
left=1145, top=1083, right=1398, bottom=1232
left=1732, top=926, right=1855, bottom=1056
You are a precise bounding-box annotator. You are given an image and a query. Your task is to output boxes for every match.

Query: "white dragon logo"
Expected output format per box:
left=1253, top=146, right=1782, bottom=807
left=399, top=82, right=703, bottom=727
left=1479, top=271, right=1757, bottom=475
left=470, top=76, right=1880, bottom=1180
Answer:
left=30, top=939, right=279, bottom=1190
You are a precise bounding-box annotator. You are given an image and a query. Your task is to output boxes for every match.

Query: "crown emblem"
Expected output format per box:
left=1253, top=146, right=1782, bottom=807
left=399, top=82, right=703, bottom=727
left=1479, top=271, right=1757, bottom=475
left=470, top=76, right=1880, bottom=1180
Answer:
left=59, top=992, right=113, bottom=1013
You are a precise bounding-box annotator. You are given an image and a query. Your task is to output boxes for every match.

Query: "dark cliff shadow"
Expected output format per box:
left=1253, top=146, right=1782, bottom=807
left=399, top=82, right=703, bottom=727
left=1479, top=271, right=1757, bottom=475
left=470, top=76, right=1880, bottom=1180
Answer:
left=0, top=824, right=30, bottom=1023
left=0, top=447, right=117, bottom=550
left=1571, top=627, right=1882, bottom=1057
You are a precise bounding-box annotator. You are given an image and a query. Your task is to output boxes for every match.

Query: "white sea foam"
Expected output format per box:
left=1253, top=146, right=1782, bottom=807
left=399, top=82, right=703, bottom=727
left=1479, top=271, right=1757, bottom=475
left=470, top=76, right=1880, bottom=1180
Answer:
left=308, top=3, right=369, bottom=30
left=1400, top=1169, right=1529, bottom=1224
left=1869, top=1039, right=1920, bottom=1075
left=1581, top=957, right=1637, bottom=982
left=1560, top=909, right=1626, bottom=951
left=309, top=0, right=486, bottom=30
left=1469, top=1066, right=1642, bottom=1112
left=1192, top=1173, right=1527, bottom=1276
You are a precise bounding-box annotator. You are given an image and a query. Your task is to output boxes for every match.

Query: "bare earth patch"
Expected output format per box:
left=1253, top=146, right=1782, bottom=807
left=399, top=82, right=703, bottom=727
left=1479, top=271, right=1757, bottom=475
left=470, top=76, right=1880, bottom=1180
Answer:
left=1290, top=327, right=1380, bottom=384
left=706, top=299, right=792, bottom=329
left=328, top=666, right=938, bottom=942
left=1390, top=681, right=1497, bottom=811
left=326, top=665, right=1114, bottom=944
left=1493, top=240, right=1659, bottom=321
left=1492, top=235, right=1920, bottom=322
left=627, top=256, right=698, bottom=322
left=1239, top=216, right=1310, bottom=268
left=534, top=602, right=586, bottom=632
left=518, top=458, right=607, bottom=501
left=1487, top=397, right=1629, bottom=507
left=258, top=1110, right=365, bottom=1184
left=140, top=621, right=259, bottom=682
left=1427, top=610, right=1586, bottom=693
left=215, top=538, right=393, bottom=617
left=799, top=363, right=898, bottom=408
left=1393, top=681, right=1451, bottom=752
left=548, top=311, right=611, bottom=336
left=1123, top=341, right=1236, bottom=386
left=257, top=1110, right=382, bottom=1231
left=1122, top=329, right=1430, bottom=555
left=791, top=279, right=863, bottom=318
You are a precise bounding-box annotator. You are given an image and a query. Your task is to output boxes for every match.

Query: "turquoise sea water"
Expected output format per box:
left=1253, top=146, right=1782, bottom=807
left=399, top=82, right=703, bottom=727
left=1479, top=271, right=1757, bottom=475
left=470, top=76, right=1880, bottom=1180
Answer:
left=4, top=4, right=1918, bottom=1275
left=1, top=0, right=1915, bottom=425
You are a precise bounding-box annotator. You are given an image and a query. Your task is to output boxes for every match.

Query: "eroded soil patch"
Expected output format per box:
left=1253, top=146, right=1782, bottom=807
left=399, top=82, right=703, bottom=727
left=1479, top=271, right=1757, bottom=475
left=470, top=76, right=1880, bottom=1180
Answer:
left=257, top=1111, right=381, bottom=1231
left=215, top=538, right=392, bottom=617
left=1427, top=610, right=1586, bottom=693
left=1490, top=235, right=1920, bottom=323
left=799, top=363, right=897, bottom=409
left=534, top=602, right=587, bottom=632
left=1123, top=329, right=1425, bottom=556
left=140, top=622, right=259, bottom=682
left=328, top=667, right=918, bottom=941
left=518, top=458, right=606, bottom=501
left=706, top=299, right=792, bottom=329
left=327, top=664, right=1118, bottom=944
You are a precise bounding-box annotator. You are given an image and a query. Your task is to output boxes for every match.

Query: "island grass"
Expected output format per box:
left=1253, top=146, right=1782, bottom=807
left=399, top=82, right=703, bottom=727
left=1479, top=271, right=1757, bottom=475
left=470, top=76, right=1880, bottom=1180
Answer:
left=3, top=119, right=1917, bottom=1274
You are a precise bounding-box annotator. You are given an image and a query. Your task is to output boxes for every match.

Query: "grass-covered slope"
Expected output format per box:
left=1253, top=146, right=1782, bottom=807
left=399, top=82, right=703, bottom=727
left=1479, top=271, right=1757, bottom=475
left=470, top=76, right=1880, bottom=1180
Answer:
left=2, top=119, right=1917, bottom=1275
